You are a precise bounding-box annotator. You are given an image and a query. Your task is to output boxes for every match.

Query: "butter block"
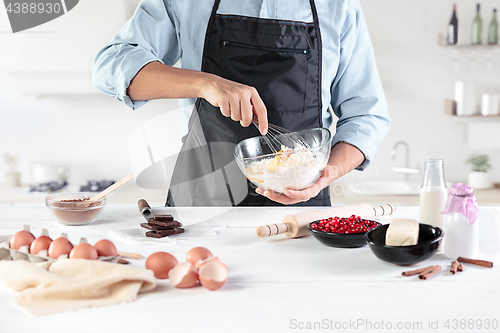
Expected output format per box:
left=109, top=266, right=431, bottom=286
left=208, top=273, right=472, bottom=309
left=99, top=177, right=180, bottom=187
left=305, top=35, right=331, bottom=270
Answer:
left=385, top=219, right=419, bottom=246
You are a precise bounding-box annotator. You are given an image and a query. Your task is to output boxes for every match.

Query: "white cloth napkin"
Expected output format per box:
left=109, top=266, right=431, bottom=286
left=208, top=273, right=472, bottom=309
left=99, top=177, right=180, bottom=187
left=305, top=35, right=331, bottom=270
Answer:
left=0, top=259, right=156, bottom=316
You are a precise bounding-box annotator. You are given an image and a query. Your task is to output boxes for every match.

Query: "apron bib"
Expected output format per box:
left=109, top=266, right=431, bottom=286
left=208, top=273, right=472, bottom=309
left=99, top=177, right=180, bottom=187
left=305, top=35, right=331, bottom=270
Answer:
left=167, top=0, right=330, bottom=207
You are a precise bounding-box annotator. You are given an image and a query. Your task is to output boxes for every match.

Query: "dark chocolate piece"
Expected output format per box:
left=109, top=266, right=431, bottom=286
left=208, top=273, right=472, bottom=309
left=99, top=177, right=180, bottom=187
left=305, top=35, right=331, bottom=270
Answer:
left=147, top=219, right=182, bottom=228
left=145, top=231, right=168, bottom=238
left=145, top=228, right=185, bottom=238
left=140, top=222, right=174, bottom=231
left=154, top=214, right=174, bottom=222
left=155, top=228, right=184, bottom=236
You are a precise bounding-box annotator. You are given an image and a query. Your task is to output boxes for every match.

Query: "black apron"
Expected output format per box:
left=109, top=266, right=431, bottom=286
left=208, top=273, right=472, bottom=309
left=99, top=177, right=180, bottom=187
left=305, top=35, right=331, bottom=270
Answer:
left=166, top=0, right=330, bottom=207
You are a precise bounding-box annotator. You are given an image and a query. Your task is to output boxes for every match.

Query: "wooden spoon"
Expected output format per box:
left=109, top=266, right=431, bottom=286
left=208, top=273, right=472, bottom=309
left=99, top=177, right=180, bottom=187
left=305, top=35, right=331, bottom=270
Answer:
left=89, top=174, right=134, bottom=202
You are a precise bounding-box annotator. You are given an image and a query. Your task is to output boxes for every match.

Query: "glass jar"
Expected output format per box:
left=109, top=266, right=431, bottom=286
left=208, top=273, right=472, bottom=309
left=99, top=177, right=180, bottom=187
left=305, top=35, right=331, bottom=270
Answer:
left=443, top=183, right=480, bottom=259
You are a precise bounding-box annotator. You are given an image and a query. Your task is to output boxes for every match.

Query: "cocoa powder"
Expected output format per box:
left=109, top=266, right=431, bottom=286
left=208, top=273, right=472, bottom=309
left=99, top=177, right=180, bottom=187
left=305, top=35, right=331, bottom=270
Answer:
left=49, top=197, right=103, bottom=224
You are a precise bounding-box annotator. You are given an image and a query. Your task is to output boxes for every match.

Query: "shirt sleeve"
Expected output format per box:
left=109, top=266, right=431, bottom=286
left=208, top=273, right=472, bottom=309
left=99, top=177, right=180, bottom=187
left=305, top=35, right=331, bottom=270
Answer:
left=330, top=2, right=390, bottom=170
left=92, top=0, right=181, bottom=110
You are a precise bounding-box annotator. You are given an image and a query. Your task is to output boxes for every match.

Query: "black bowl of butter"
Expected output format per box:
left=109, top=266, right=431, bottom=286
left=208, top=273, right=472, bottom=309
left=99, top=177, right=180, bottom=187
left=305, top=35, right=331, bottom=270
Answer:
left=365, top=223, right=443, bottom=266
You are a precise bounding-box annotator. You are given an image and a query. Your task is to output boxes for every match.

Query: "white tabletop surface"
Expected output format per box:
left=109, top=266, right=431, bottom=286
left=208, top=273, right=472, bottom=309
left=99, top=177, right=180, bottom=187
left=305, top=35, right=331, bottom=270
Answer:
left=0, top=203, right=499, bottom=333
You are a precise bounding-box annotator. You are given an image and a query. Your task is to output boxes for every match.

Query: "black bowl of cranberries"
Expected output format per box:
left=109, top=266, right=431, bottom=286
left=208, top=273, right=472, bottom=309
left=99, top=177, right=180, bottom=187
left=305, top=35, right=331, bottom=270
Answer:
left=308, top=215, right=380, bottom=248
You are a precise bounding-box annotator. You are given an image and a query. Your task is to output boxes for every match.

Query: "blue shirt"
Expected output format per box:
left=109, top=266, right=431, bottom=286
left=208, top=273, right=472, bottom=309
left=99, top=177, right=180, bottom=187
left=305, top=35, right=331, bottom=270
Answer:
left=93, top=0, right=390, bottom=170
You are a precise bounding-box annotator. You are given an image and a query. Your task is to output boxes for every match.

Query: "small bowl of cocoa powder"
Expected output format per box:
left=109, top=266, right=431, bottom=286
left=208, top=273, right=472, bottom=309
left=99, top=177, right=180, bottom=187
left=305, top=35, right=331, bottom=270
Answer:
left=46, top=192, right=106, bottom=226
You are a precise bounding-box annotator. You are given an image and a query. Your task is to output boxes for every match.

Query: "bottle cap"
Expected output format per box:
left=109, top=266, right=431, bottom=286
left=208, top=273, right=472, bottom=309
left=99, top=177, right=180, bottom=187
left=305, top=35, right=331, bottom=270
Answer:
left=449, top=183, right=474, bottom=197
left=442, top=183, right=479, bottom=225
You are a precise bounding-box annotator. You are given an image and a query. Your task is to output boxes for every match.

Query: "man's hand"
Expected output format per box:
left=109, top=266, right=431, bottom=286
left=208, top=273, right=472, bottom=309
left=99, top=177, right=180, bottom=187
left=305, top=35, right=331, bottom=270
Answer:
left=255, top=164, right=335, bottom=204
left=255, top=142, right=365, bottom=205
left=201, top=74, right=268, bottom=135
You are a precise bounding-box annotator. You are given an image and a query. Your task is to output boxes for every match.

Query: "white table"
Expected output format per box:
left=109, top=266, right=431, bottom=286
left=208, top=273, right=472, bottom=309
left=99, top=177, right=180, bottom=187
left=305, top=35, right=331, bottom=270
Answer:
left=0, top=204, right=499, bottom=333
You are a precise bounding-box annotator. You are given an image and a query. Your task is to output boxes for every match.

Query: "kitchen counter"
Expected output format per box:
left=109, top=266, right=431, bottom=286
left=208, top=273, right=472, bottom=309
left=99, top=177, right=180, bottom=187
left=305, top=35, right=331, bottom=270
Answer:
left=0, top=204, right=499, bottom=333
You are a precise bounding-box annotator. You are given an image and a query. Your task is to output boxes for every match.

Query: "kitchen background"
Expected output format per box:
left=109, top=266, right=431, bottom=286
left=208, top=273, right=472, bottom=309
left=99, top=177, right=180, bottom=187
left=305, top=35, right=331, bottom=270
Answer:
left=0, top=0, right=499, bottom=203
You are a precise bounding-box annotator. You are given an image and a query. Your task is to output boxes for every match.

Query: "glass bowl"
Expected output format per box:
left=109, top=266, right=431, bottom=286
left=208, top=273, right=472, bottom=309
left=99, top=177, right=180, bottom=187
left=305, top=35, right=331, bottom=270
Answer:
left=234, top=127, right=331, bottom=193
left=46, top=192, right=105, bottom=226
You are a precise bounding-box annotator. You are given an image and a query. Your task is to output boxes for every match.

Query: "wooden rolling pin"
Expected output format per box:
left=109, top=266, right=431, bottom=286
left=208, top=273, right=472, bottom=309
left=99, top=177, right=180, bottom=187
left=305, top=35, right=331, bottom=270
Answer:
left=256, top=203, right=395, bottom=239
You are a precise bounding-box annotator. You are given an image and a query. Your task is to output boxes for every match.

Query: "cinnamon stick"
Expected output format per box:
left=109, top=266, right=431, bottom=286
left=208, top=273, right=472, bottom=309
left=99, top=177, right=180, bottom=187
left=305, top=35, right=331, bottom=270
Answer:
left=457, top=263, right=463, bottom=272
left=450, top=260, right=459, bottom=274
left=457, top=257, right=493, bottom=268
left=402, top=265, right=435, bottom=277
left=419, top=265, right=441, bottom=280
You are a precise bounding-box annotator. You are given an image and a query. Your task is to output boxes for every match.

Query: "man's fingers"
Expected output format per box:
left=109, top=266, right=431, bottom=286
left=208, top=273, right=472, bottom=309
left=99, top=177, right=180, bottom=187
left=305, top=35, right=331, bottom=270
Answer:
left=255, top=187, right=307, bottom=205
left=240, top=98, right=253, bottom=128
left=229, top=99, right=241, bottom=122
left=250, top=90, right=268, bottom=135
left=263, top=190, right=299, bottom=205
left=255, top=165, right=335, bottom=205
left=219, top=101, right=230, bottom=117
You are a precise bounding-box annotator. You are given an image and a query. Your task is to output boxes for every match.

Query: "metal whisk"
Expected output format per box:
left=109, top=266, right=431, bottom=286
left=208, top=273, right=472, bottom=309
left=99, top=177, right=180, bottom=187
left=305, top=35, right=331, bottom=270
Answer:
left=251, top=117, right=310, bottom=154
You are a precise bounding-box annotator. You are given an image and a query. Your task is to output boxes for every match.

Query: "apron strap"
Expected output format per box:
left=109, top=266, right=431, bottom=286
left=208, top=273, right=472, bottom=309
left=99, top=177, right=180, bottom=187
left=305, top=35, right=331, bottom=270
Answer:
left=201, top=0, right=223, bottom=72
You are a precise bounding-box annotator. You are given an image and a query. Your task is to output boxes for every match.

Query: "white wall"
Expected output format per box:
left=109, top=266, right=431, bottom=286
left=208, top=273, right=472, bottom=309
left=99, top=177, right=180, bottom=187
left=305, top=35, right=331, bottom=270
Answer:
left=358, top=0, right=500, bottom=183
left=0, top=0, right=499, bottom=189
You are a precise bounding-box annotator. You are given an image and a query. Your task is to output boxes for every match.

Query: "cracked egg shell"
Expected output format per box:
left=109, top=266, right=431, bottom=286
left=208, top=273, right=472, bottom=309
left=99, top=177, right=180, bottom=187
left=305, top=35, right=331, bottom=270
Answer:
left=146, top=252, right=178, bottom=279
left=94, top=239, right=118, bottom=257
left=48, top=237, right=74, bottom=259
left=69, top=243, right=98, bottom=260
left=186, top=247, right=213, bottom=268
left=196, top=256, right=222, bottom=270
left=10, top=230, right=36, bottom=250
left=169, top=262, right=198, bottom=288
left=199, top=260, right=227, bottom=291
left=30, top=235, right=53, bottom=255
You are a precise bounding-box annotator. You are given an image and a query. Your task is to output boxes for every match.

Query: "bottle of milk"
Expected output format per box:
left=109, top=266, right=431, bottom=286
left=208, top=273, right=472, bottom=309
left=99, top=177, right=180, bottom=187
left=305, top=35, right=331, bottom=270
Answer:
left=420, top=159, right=448, bottom=250
left=443, top=183, right=480, bottom=259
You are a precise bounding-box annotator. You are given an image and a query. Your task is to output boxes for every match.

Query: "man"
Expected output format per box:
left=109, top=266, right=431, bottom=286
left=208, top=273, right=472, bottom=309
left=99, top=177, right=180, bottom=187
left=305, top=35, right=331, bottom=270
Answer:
left=93, top=0, right=390, bottom=206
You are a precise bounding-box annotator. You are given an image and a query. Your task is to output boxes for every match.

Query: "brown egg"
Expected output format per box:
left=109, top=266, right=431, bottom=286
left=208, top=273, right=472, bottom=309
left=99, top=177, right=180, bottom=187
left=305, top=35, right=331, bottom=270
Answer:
left=145, top=252, right=178, bottom=279
left=94, top=239, right=118, bottom=257
left=186, top=247, right=213, bottom=268
left=30, top=235, right=53, bottom=255
left=69, top=243, right=98, bottom=260
left=10, top=230, right=36, bottom=250
left=198, top=260, right=228, bottom=291
left=48, top=237, right=74, bottom=259
left=169, top=262, right=198, bottom=288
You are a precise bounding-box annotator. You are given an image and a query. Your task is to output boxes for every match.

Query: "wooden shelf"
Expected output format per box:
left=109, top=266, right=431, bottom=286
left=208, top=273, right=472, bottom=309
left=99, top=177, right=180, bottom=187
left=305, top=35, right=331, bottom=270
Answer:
left=440, top=43, right=500, bottom=49
left=438, top=34, right=499, bottom=49
left=448, top=115, right=500, bottom=122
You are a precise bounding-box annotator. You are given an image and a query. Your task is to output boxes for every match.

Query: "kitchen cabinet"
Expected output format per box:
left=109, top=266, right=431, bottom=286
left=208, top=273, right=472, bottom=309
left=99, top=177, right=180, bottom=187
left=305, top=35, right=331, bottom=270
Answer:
left=1, top=0, right=140, bottom=95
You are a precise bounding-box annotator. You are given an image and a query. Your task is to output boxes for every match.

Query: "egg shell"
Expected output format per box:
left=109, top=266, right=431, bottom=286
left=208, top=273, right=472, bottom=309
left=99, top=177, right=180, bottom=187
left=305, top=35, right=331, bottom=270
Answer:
left=69, top=243, right=98, bottom=260
left=198, top=260, right=228, bottom=291
left=186, top=247, right=213, bottom=267
left=146, top=252, right=178, bottom=279
left=10, top=230, right=36, bottom=250
left=169, top=262, right=198, bottom=288
left=196, top=256, right=223, bottom=270
left=48, top=237, right=74, bottom=259
left=30, top=235, right=53, bottom=255
left=94, top=239, right=118, bottom=257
